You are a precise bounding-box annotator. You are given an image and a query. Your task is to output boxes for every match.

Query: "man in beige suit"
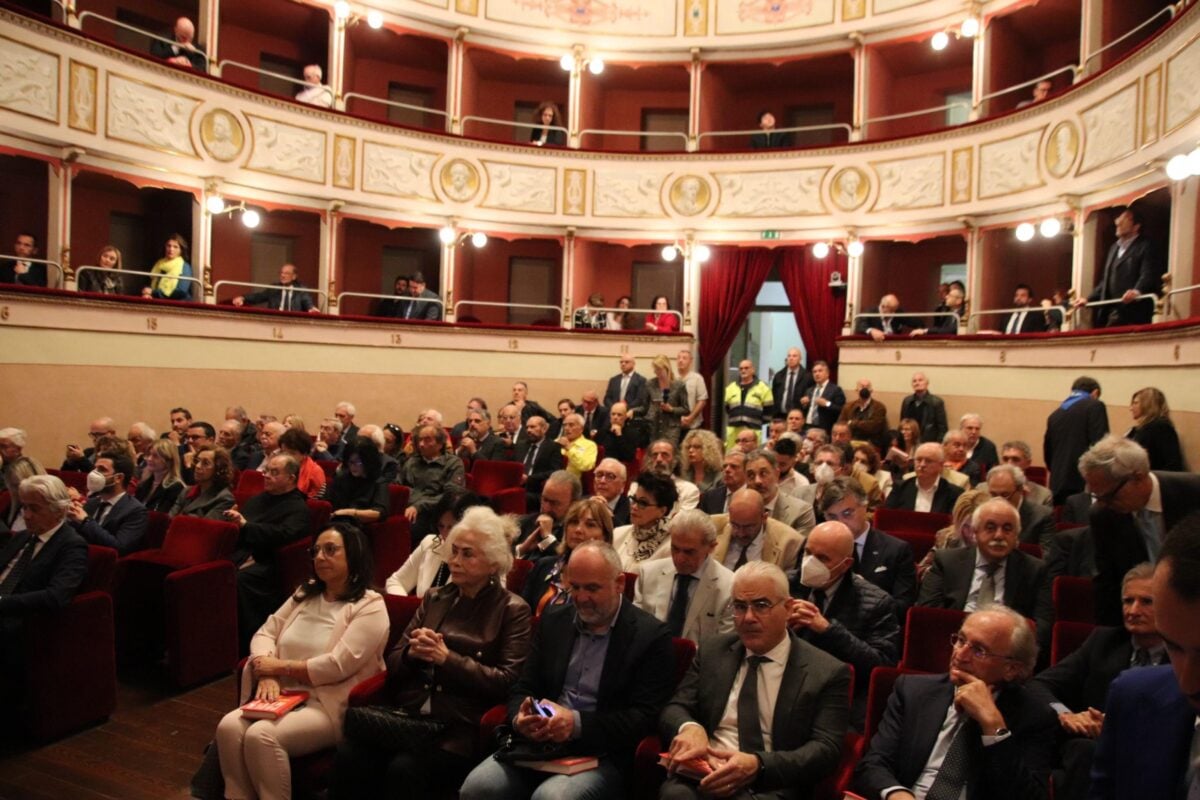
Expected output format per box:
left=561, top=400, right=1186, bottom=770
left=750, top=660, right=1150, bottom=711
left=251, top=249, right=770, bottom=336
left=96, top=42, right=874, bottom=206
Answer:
left=634, top=509, right=734, bottom=643
left=711, top=487, right=804, bottom=573
left=744, top=448, right=816, bottom=537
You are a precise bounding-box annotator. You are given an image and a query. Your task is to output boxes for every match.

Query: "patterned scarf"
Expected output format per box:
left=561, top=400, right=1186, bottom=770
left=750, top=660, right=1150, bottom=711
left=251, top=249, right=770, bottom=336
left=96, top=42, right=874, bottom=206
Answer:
left=632, top=518, right=671, bottom=562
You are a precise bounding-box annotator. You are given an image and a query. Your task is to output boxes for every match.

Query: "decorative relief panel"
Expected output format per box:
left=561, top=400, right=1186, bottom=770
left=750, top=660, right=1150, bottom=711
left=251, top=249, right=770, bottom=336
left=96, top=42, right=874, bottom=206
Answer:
left=684, top=0, right=708, bottom=35
left=246, top=114, right=326, bottom=183
left=1164, top=33, right=1200, bottom=133
left=564, top=169, right=587, bottom=215
left=842, top=0, right=866, bottom=21
left=0, top=35, right=58, bottom=123
left=1142, top=67, right=1161, bottom=146
left=199, top=109, right=245, bottom=162
left=950, top=147, right=972, bottom=203
left=480, top=161, right=556, bottom=214
left=485, top=0, right=677, bottom=36
left=978, top=130, right=1043, bottom=199
left=668, top=174, right=712, bottom=216
left=439, top=158, right=480, bottom=202
left=361, top=141, right=438, bottom=200
left=333, top=135, right=355, bottom=189
left=1079, top=83, right=1138, bottom=174
left=871, top=153, right=944, bottom=211
left=830, top=167, right=869, bottom=211
left=713, top=167, right=826, bottom=216
left=592, top=170, right=665, bottom=217
left=715, top=0, right=834, bottom=34
left=1044, top=121, right=1079, bottom=178
left=106, top=73, right=198, bottom=157
left=68, top=60, right=96, bottom=133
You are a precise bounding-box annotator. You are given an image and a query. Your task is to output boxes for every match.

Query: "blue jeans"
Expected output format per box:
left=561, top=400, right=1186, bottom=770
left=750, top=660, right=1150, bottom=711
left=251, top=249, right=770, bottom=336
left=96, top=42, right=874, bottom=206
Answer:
left=458, top=752, right=624, bottom=800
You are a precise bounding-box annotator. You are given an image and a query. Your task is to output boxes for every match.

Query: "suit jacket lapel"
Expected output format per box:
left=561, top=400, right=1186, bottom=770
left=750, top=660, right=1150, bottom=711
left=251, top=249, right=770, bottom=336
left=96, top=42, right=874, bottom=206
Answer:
left=0, top=530, right=33, bottom=566
left=597, top=602, right=634, bottom=705
left=772, top=633, right=808, bottom=740
left=762, top=527, right=780, bottom=564
left=708, top=638, right=745, bottom=730
left=684, top=561, right=712, bottom=634
left=913, top=677, right=957, bottom=768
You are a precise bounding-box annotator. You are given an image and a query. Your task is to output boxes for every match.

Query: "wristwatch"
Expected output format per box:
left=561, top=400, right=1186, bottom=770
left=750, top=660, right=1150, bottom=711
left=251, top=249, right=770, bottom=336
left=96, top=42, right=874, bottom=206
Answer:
left=991, top=726, right=1010, bottom=736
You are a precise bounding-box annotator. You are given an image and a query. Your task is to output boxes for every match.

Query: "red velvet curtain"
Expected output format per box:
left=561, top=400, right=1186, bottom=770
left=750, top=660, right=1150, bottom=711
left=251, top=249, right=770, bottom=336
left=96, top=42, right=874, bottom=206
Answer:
left=698, top=246, right=775, bottom=384
left=778, top=247, right=848, bottom=378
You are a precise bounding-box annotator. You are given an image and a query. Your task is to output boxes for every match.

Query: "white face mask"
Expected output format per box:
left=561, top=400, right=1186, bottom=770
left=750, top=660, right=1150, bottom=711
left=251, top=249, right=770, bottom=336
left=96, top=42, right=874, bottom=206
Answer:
left=798, top=554, right=832, bottom=589
left=86, top=469, right=108, bottom=495
left=813, top=462, right=836, bottom=486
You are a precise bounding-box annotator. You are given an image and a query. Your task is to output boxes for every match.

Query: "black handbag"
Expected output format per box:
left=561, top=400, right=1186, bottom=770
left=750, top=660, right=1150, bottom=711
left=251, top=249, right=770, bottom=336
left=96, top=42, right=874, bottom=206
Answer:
left=491, top=725, right=572, bottom=764
left=342, top=705, right=448, bottom=752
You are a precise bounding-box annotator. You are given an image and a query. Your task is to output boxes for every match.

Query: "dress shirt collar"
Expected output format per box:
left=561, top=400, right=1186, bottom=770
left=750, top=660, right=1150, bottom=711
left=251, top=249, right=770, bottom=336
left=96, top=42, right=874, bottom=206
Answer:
left=1144, top=472, right=1163, bottom=514
left=747, top=631, right=792, bottom=667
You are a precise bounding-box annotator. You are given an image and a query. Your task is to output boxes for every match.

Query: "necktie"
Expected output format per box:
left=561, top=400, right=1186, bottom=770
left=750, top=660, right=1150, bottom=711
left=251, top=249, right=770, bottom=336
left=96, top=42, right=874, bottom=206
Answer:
left=93, top=500, right=111, bottom=524
left=1132, top=647, right=1151, bottom=667
left=585, top=410, right=593, bottom=433
left=734, top=543, right=751, bottom=569
left=667, top=574, right=695, bottom=637
left=784, top=372, right=795, bottom=411
left=978, top=562, right=1000, bottom=606
left=0, top=536, right=38, bottom=595
left=1187, top=718, right=1200, bottom=800
left=811, top=588, right=827, bottom=613
left=620, top=375, right=630, bottom=402
left=431, top=560, right=450, bottom=590
left=807, top=385, right=823, bottom=424
left=927, top=711, right=973, bottom=800
left=280, top=288, right=291, bottom=310
left=736, top=655, right=768, bottom=753
left=524, top=442, right=538, bottom=474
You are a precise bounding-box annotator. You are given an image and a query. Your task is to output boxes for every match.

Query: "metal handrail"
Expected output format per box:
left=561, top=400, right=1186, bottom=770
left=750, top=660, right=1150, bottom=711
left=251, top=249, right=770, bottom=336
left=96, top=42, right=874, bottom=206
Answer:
left=851, top=310, right=959, bottom=323
left=863, top=102, right=970, bottom=126
left=76, top=264, right=203, bottom=296
left=0, top=255, right=64, bottom=287
left=217, top=60, right=330, bottom=101
left=336, top=290, right=445, bottom=316
left=342, top=92, right=449, bottom=119
left=213, top=279, right=327, bottom=311
left=1165, top=283, right=1200, bottom=316
left=696, top=122, right=853, bottom=144
left=1083, top=5, right=1178, bottom=67
left=1075, top=293, right=1158, bottom=309
left=460, top=115, right=569, bottom=140
left=583, top=306, right=684, bottom=331
left=976, top=65, right=1080, bottom=106
left=577, top=128, right=691, bottom=147
left=454, top=300, right=561, bottom=319
left=77, top=11, right=207, bottom=65
left=970, top=304, right=1069, bottom=320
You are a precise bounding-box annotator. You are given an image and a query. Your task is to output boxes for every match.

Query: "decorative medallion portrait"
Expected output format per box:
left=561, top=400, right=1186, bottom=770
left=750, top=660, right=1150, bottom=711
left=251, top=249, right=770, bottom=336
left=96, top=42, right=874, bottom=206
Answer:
left=1045, top=121, right=1079, bottom=178
left=199, top=109, right=245, bottom=162
left=440, top=158, right=481, bottom=202
left=669, top=174, right=711, bottom=216
left=830, top=167, right=868, bottom=211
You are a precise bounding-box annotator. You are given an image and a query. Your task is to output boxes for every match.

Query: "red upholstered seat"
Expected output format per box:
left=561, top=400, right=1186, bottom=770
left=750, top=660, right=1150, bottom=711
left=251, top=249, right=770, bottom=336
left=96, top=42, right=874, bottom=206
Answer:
left=507, top=558, right=535, bottom=595
left=470, top=459, right=524, bottom=494
left=386, top=483, right=410, bottom=516
left=901, top=606, right=966, bottom=672
left=365, top=516, right=413, bottom=587
left=1051, top=621, right=1096, bottom=665
left=144, top=510, right=171, bottom=549
left=47, top=468, right=88, bottom=494
left=1018, top=541, right=1042, bottom=558
left=316, top=460, right=338, bottom=479
left=235, top=469, right=265, bottom=495
left=306, top=499, right=333, bottom=536
left=1025, top=466, right=1049, bottom=487
left=874, top=508, right=950, bottom=535
left=1053, top=575, right=1096, bottom=624
left=158, top=516, right=240, bottom=566
left=491, top=487, right=526, bottom=515
left=623, top=571, right=637, bottom=602
left=885, top=530, right=936, bottom=565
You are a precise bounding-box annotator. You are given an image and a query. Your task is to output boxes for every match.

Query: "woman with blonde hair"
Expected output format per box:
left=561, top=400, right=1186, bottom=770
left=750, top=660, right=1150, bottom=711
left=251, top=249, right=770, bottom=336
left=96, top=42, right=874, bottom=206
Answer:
left=79, top=245, right=128, bottom=294
left=645, top=354, right=689, bottom=445
left=680, top=429, right=723, bottom=493
left=143, top=233, right=194, bottom=300
left=917, top=487, right=989, bottom=581
left=135, top=438, right=187, bottom=513
left=1126, top=387, right=1185, bottom=471
left=522, top=497, right=614, bottom=614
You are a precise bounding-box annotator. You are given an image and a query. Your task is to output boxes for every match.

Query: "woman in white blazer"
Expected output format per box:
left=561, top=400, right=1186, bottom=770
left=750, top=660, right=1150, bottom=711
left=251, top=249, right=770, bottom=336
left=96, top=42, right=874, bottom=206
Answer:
left=386, top=490, right=486, bottom=597
left=215, top=523, right=389, bottom=800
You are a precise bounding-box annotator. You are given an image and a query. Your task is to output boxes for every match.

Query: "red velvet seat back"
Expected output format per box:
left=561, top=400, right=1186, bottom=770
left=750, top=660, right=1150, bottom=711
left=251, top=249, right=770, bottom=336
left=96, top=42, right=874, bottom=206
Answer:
left=1051, top=621, right=1096, bottom=665
left=384, top=594, right=423, bottom=652
left=83, top=545, right=118, bottom=593
left=901, top=606, right=966, bottom=672
left=307, top=499, right=333, bottom=536
left=507, top=558, right=535, bottom=594
left=317, top=460, right=338, bottom=479
left=471, top=460, right=524, bottom=495
left=1053, top=575, right=1096, bottom=623
left=47, top=468, right=89, bottom=493
left=386, top=484, right=410, bottom=516
left=1024, top=466, right=1049, bottom=487
left=365, top=516, right=412, bottom=587
left=144, top=510, right=171, bottom=549
left=874, top=508, right=950, bottom=535
left=886, top=530, right=936, bottom=565
left=160, top=516, right=239, bottom=565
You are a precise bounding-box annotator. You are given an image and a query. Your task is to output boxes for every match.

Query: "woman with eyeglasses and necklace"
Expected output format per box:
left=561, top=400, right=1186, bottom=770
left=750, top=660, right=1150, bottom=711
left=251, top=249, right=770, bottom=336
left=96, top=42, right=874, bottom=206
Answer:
left=215, top=523, right=388, bottom=800
left=522, top=497, right=614, bottom=614
left=385, top=489, right=489, bottom=597
left=612, top=470, right=679, bottom=571
left=332, top=505, right=532, bottom=799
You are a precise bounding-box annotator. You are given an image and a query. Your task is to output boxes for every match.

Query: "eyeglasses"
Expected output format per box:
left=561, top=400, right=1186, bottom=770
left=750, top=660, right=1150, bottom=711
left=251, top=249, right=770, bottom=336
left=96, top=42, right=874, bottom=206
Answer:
left=731, top=598, right=783, bottom=617
left=309, top=543, right=344, bottom=559
left=630, top=496, right=659, bottom=509
left=949, top=632, right=1017, bottom=661
left=988, top=488, right=1021, bottom=501
left=1089, top=477, right=1129, bottom=504
left=824, top=507, right=859, bottom=522
left=594, top=471, right=619, bottom=481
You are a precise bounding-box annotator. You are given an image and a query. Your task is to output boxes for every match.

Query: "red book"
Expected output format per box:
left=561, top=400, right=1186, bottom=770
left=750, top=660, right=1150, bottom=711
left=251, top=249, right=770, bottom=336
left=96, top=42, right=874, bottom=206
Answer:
left=515, top=756, right=599, bottom=775
left=240, top=690, right=309, bottom=720
left=658, top=753, right=713, bottom=781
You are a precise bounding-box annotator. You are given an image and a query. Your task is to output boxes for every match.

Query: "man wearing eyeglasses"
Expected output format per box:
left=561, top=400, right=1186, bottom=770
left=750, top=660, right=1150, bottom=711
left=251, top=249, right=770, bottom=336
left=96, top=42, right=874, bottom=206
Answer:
left=712, top=488, right=803, bottom=573
left=918, top=498, right=1054, bottom=650
left=1079, top=435, right=1200, bottom=626
left=181, top=421, right=215, bottom=483
left=853, top=605, right=1058, bottom=800
left=985, top=464, right=1055, bottom=552
left=60, top=416, right=115, bottom=472
left=592, top=458, right=630, bottom=527
left=660, top=561, right=850, bottom=799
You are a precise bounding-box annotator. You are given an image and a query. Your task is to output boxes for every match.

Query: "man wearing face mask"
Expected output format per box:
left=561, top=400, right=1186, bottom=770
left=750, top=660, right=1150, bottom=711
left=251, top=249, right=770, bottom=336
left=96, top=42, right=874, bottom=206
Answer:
left=820, top=477, right=916, bottom=615
left=837, top=379, right=889, bottom=452
left=789, top=520, right=899, bottom=730
left=68, top=453, right=148, bottom=555
left=798, top=444, right=883, bottom=512
left=713, top=488, right=804, bottom=572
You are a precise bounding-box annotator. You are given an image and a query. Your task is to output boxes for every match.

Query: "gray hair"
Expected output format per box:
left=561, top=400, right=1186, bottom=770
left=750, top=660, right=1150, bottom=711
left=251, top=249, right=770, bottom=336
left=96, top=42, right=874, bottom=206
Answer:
left=447, top=505, right=516, bottom=578
left=669, top=509, right=718, bottom=545
left=357, top=424, right=386, bottom=451
left=322, top=417, right=344, bottom=434
left=19, top=474, right=71, bottom=515
left=0, top=427, right=28, bottom=447
left=806, top=428, right=829, bottom=444
left=269, top=453, right=300, bottom=480
left=1001, top=440, right=1033, bottom=461
left=942, top=429, right=967, bottom=444
left=778, top=431, right=804, bottom=447
left=335, top=401, right=357, bottom=417
left=960, top=413, right=982, bottom=427
left=971, top=497, right=1021, bottom=534
left=1078, top=435, right=1150, bottom=481
left=597, top=457, right=626, bottom=482
left=971, top=604, right=1037, bottom=678
left=819, top=476, right=866, bottom=513
left=733, top=560, right=789, bottom=599
left=986, top=463, right=1027, bottom=489
left=570, top=540, right=623, bottom=578
left=745, top=448, right=777, bottom=469
left=546, top=470, right=583, bottom=501
left=1122, top=561, right=1155, bottom=590
left=916, top=442, right=945, bottom=462
left=129, top=421, right=156, bottom=440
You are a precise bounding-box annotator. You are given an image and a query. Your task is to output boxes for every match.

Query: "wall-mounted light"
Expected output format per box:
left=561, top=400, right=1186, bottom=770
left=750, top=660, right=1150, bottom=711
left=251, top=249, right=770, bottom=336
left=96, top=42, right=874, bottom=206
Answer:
left=1039, top=217, right=1062, bottom=238
left=439, top=225, right=488, bottom=248
left=661, top=241, right=711, bottom=264
left=1015, top=222, right=1036, bottom=241
left=1165, top=146, right=1200, bottom=181
left=931, top=13, right=979, bottom=50
left=366, top=9, right=383, bottom=28
left=560, top=51, right=604, bottom=75
left=335, top=2, right=384, bottom=29
left=810, top=238, right=864, bottom=258
left=960, top=16, right=980, bottom=37
left=1013, top=216, right=1068, bottom=242
left=206, top=195, right=261, bottom=228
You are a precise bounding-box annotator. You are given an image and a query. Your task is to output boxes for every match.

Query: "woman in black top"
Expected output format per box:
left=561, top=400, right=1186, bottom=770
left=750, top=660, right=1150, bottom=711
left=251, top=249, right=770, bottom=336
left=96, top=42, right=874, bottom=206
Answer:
left=327, top=436, right=390, bottom=527
left=136, top=438, right=187, bottom=513
left=529, top=100, right=565, bottom=147
left=1126, top=387, right=1185, bottom=471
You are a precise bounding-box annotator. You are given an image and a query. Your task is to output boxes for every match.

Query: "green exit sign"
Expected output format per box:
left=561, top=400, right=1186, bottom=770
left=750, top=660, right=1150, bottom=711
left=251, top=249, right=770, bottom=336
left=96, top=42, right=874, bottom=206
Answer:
left=761, top=230, right=780, bottom=240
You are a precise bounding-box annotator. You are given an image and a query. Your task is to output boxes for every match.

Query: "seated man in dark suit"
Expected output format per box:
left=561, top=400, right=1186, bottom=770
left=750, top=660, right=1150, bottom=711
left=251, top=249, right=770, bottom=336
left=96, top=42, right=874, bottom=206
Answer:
left=1043, top=525, right=1096, bottom=580
left=1000, top=284, right=1048, bottom=334
left=311, top=417, right=344, bottom=463
left=0, top=231, right=47, bottom=286
left=0, top=475, right=89, bottom=711
left=855, top=293, right=919, bottom=342
left=942, top=430, right=983, bottom=486
left=700, top=450, right=748, bottom=515
left=230, top=263, right=319, bottom=313
left=459, top=542, right=675, bottom=799
left=985, top=464, right=1055, bottom=551
left=216, top=418, right=256, bottom=471
left=852, top=605, right=1058, bottom=800
left=819, top=477, right=916, bottom=615
left=1030, top=563, right=1164, bottom=800
left=660, top=560, right=850, bottom=800
left=918, top=498, right=1054, bottom=649
left=455, top=407, right=511, bottom=468
left=514, top=470, right=581, bottom=561
left=1089, top=516, right=1200, bottom=800
left=788, top=521, right=899, bottom=730
left=514, top=415, right=562, bottom=505
left=399, top=424, right=466, bottom=538
left=372, top=275, right=409, bottom=317
left=595, top=401, right=639, bottom=464
left=222, top=454, right=312, bottom=652
left=885, top=442, right=964, bottom=515
left=593, top=458, right=631, bottom=527
left=67, top=453, right=148, bottom=556
left=148, top=16, right=207, bottom=71
left=60, top=416, right=116, bottom=472
left=576, top=391, right=610, bottom=441
left=402, top=271, right=442, bottom=320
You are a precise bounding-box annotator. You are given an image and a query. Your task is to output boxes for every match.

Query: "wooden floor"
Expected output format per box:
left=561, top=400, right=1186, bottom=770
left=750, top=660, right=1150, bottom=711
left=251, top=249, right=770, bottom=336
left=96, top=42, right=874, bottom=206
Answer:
left=0, top=672, right=234, bottom=800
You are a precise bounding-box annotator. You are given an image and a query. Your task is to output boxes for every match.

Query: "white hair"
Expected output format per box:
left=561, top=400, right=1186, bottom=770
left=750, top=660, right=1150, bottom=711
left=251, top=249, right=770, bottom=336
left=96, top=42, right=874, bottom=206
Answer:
left=669, top=509, right=718, bottom=545
left=19, top=474, right=71, bottom=515
left=733, top=560, right=788, bottom=598
left=335, top=401, right=356, bottom=417
left=129, top=422, right=156, bottom=440
left=0, top=427, right=27, bottom=447
left=448, top=506, right=517, bottom=578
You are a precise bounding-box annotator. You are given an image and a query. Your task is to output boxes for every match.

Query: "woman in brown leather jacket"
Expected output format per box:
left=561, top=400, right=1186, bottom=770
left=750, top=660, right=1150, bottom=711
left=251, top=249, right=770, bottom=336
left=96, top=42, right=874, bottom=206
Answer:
left=331, top=505, right=532, bottom=798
